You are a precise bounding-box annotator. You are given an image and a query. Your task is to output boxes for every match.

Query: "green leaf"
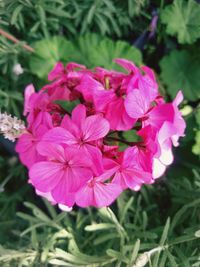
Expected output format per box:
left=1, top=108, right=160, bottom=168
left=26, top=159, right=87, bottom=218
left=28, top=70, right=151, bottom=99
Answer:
left=94, top=233, right=119, bottom=245
left=10, top=4, right=23, bottom=25
left=160, top=218, right=170, bottom=246
left=122, top=130, right=141, bottom=143
left=23, top=202, right=51, bottom=223
left=152, top=218, right=170, bottom=267
left=160, top=49, right=200, bottom=101
left=161, top=0, right=200, bottom=44
left=54, top=100, right=79, bottom=113
left=85, top=223, right=115, bottom=232
left=72, top=33, right=142, bottom=70
left=129, top=239, right=140, bottom=265
left=29, top=36, right=75, bottom=79
left=29, top=33, right=142, bottom=80
left=166, top=250, right=178, bottom=267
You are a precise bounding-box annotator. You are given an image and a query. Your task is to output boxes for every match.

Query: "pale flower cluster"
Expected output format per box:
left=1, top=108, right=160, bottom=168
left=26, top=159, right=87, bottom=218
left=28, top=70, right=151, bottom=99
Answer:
left=0, top=112, right=25, bottom=141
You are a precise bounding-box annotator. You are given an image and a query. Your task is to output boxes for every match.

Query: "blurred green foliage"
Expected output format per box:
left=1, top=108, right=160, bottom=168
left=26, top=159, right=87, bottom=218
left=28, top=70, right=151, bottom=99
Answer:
left=0, top=0, right=200, bottom=266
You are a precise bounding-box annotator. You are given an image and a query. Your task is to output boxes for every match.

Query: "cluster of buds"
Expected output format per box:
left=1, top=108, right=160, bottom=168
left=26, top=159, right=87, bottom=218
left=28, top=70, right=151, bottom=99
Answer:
left=0, top=112, right=25, bottom=142
left=15, top=59, right=186, bottom=209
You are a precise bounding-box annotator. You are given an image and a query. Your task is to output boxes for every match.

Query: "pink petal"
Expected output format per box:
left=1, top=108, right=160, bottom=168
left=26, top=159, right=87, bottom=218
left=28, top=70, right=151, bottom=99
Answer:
left=173, top=90, right=183, bottom=106
left=75, top=183, right=95, bottom=207
left=66, top=62, right=86, bottom=71
left=122, top=171, right=142, bottom=191
left=77, top=75, right=104, bottom=102
left=69, top=167, right=92, bottom=190
left=18, top=144, right=42, bottom=168
left=29, top=161, right=64, bottom=192
left=42, top=127, right=77, bottom=145
left=83, top=145, right=104, bottom=175
left=15, top=133, right=34, bottom=153
left=76, top=180, right=121, bottom=208
left=96, top=167, right=118, bottom=183
left=51, top=176, right=75, bottom=207
left=112, top=172, right=127, bottom=190
left=123, top=147, right=138, bottom=168
left=152, top=158, right=166, bottom=179
left=61, top=115, right=79, bottom=136
left=94, top=182, right=122, bottom=207
left=48, top=62, right=64, bottom=81
left=71, top=104, right=86, bottom=129
left=125, top=89, right=150, bottom=119
left=64, top=146, right=92, bottom=168
left=15, top=133, right=43, bottom=168
left=105, top=98, right=135, bottom=131
left=94, top=90, right=115, bottom=111
left=114, top=58, right=138, bottom=73
left=32, top=111, right=53, bottom=133
left=140, top=66, right=158, bottom=101
left=82, top=115, right=110, bottom=142
left=37, top=142, right=66, bottom=162
left=23, top=84, right=35, bottom=116
left=123, top=168, right=152, bottom=189
left=147, top=103, right=175, bottom=129
left=36, top=190, right=57, bottom=205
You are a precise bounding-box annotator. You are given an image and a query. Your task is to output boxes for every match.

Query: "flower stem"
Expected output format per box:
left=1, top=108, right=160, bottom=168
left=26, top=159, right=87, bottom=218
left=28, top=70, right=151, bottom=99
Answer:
left=106, top=136, right=143, bottom=147
left=0, top=28, right=35, bottom=52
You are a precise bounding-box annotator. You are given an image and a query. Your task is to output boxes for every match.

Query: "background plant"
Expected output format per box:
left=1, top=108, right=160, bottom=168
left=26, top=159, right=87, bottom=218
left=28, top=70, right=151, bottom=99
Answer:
left=0, top=0, right=200, bottom=266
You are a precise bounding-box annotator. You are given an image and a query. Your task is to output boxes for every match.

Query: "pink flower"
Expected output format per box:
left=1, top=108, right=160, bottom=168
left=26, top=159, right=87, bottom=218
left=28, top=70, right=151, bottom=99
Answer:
left=125, top=89, right=152, bottom=119
left=75, top=154, right=122, bottom=207
left=137, top=122, right=178, bottom=179
left=43, top=62, right=87, bottom=103
left=97, top=91, right=136, bottom=130
left=48, top=62, right=86, bottom=81
left=78, top=72, right=136, bottom=131
left=15, top=59, right=186, bottom=209
left=115, top=59, right=158, bottom=100
left=29, top=143, right=92, bottom=207
left=171, top=91, right=186, bottom=146
left=16, top=112, right=53, bottom=168
left=152, top=122, right=176, bottom=178
left=145, top=91, right=186, bottom=146
left=42, top=104, right=110, bottom=171
left=112, top=147, right=153, bottom=191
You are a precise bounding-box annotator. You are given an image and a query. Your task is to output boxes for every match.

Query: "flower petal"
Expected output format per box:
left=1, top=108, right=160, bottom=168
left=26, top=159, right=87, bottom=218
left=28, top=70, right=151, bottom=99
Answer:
left=37, top=142, right=66, bottom=162
left=23, top=84, right=35, bottom=116
left=125, top=89, right=150, bottom=119
left=75, top=183, right=95, bottom=207
left=71, top=104, right=86, bottom=129
left=48, top=62, right=64, bottom=81
left=51, top=176, right=76, bottom=207
left=29, top=161, right=64, bottom=192
left=114, top=58, right=138, bottom=73
left=94, top=182, right=122, bottom=207
left=42, top=127, right=77, bottom=145
left=82, top=115, right=110, bottom=142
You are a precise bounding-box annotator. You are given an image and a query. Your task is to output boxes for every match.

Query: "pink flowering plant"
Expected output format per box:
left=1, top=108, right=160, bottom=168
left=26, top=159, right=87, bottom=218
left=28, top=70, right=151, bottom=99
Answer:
left=15, top=58, right=186, bottom=209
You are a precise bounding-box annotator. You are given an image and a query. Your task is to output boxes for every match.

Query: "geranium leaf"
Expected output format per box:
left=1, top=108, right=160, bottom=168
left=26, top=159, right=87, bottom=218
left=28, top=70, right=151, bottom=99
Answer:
left=161, top=0, right=200, bottom=44
left=29, top=36, right=75, bottom=79
left=160, top=49, right=200, bottom=101
left=29, top=33, right=142, bottom=80
left=72, top=33, right=142, bottom=70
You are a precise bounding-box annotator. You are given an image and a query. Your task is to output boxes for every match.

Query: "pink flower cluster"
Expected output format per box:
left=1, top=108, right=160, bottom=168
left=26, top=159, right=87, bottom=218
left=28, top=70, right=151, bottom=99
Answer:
left=16, top=59, right=186, bottom=209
